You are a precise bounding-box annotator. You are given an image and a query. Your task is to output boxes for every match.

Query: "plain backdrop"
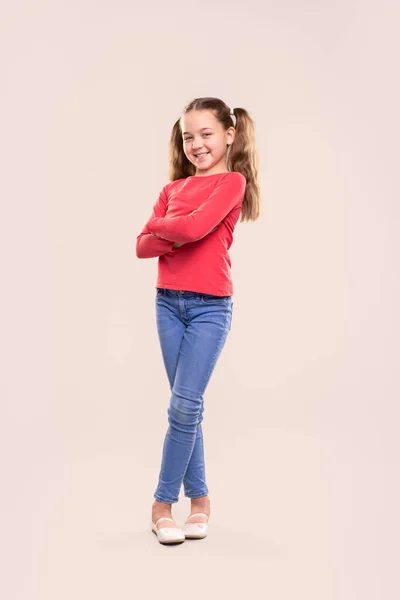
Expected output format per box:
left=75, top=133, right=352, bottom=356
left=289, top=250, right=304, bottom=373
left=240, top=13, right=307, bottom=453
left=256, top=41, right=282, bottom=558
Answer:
left=1, top=1, right=399, bottom=599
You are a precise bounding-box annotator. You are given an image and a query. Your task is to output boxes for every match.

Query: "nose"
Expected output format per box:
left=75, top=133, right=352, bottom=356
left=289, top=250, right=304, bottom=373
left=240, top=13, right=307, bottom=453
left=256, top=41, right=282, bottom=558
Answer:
left=192, top=138, right=203, bottom=151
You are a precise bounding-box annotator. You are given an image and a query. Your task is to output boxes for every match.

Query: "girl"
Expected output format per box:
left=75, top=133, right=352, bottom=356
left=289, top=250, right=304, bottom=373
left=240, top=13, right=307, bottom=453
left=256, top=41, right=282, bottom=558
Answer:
left=136, top=97, right=261, bottom=544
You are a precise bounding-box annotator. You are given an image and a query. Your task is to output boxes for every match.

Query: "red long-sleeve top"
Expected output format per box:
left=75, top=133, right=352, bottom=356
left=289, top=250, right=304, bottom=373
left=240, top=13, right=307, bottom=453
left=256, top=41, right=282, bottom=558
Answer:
left=136, top=171, right=246, bottom=296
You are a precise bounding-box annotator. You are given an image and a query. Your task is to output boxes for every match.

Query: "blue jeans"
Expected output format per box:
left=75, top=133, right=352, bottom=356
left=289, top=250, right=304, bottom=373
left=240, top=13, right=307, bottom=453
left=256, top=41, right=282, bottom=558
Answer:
left=153, top=288, right=233, bottom=504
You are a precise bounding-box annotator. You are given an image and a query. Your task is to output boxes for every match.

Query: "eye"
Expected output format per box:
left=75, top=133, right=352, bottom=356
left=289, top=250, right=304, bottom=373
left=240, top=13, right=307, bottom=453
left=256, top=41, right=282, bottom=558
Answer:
left=183, top=133, right=212, bottom=142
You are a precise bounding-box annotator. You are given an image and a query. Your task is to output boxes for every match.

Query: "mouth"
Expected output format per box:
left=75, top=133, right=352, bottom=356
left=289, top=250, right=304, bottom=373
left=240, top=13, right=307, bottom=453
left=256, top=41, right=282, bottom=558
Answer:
left=194, top=152, right=210, bottom=158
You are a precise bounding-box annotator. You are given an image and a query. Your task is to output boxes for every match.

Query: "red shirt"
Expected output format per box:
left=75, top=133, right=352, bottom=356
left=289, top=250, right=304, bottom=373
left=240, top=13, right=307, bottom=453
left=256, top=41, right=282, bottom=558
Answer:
left=136, top=171, right=246, bottom=296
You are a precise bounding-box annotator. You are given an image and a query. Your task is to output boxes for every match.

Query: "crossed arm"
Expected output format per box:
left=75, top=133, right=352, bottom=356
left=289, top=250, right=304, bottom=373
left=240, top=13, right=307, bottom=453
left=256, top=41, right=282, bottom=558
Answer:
left=146, top=172, right=245, bottom=243
left=137, top=220, right=218, bottom=257
left=136, top=172, right=245, bottom=258
left=154, top=228, right=218, bottom=249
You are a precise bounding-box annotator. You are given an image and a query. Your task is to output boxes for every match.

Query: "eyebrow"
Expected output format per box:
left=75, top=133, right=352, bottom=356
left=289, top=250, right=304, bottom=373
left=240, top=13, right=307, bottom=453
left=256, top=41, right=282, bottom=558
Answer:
left=182, top=127, right=213, bottom=135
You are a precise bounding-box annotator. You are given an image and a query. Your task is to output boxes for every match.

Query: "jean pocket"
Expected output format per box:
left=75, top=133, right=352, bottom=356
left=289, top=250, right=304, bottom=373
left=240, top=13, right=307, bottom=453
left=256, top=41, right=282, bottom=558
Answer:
left=200, top=294, right=228, bottom=305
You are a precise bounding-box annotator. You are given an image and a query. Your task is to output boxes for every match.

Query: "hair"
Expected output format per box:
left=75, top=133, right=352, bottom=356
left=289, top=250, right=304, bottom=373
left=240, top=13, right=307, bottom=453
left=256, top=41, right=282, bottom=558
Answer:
left=167, top=97, right=261, bottom=222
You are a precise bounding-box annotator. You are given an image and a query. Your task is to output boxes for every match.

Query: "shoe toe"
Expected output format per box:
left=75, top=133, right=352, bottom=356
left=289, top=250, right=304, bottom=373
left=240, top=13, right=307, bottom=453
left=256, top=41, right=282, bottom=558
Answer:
left=152, top=524, right=185, bottom=544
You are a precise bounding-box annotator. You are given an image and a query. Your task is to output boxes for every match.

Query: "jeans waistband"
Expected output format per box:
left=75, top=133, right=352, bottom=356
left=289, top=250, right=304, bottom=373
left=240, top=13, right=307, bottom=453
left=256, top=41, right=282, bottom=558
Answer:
left=157, top=288, right=229, bottom=298
left=157, top=288, right=201, bottom=296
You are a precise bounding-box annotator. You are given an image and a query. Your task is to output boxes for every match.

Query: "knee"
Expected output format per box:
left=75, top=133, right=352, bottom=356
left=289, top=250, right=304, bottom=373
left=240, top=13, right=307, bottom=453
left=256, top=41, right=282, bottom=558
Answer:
left=168, top=390, right=202, bottom=427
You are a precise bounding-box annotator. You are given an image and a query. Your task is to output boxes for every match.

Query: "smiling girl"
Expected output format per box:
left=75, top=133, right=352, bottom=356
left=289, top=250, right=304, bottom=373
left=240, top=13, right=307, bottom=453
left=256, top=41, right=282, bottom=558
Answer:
left=136, top=97, right=261, bottom=544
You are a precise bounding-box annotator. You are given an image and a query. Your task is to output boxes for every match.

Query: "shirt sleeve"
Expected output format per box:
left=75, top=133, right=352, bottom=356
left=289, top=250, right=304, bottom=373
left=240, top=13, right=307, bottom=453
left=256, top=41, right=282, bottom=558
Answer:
left=146, top=172, right=246, bottom=243
left=136, top=185, right=175, bottom=258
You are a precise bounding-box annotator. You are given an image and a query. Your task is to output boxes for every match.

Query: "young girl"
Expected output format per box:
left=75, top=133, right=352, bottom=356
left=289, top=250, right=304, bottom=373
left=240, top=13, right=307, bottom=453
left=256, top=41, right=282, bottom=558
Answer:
left=136, top=97, right=261, bottom=544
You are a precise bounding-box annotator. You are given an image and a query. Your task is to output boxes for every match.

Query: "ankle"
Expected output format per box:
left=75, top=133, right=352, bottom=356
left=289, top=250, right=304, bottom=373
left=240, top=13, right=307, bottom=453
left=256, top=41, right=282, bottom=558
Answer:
left=190, top=495, right=210, bottom=510
left=152, top=499, right=172, bottom=515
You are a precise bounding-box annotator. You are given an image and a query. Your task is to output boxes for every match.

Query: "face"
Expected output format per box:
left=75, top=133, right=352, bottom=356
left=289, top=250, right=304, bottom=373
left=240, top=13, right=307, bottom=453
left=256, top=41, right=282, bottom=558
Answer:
left=181, top=110, right=235, bottom=176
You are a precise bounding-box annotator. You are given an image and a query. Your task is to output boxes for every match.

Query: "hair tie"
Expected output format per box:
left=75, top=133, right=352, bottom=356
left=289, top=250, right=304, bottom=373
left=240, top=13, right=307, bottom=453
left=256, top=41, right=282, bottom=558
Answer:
left=230, top=107, right=236, bottom=127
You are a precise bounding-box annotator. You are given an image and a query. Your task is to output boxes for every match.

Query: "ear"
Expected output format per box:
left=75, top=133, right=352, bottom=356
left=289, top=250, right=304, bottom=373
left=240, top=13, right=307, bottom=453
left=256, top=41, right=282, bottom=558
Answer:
left=226, top=127, right=235, bottom=144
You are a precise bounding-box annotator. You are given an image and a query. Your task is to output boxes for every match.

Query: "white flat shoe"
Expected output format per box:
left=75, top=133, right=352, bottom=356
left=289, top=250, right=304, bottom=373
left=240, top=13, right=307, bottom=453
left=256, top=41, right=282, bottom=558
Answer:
left=182, top=512, right=209, bottom=539
left=151, top=516, right=185, bottom=544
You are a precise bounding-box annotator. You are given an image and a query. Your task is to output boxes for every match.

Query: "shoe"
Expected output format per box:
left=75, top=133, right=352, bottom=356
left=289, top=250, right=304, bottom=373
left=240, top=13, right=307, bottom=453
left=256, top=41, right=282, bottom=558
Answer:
left=182, top=512, right=209, bottom=539
left=151, top=516, right=185, bottom=544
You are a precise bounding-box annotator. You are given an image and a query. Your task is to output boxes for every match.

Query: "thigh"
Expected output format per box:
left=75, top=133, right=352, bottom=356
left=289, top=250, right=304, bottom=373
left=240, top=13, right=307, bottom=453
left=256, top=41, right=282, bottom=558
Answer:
left=155, top=292, right=186, bottom=390
left=172, top=302, right=231, bottom=401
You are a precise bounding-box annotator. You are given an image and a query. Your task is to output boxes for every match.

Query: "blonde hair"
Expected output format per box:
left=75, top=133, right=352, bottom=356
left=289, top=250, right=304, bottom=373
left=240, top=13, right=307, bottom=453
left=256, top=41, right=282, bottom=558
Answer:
left=168, top=97, right=261, bottom=222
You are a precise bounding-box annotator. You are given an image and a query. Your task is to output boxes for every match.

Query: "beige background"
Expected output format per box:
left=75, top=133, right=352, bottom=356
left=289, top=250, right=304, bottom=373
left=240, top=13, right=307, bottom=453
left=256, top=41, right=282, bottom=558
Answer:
left=1, top=1, right=399, bottom=598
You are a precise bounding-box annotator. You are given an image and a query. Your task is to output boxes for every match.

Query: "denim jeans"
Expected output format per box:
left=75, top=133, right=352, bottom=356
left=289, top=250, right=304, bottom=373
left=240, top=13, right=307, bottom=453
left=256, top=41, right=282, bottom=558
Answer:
left=153, top=287, right=233, bottom=504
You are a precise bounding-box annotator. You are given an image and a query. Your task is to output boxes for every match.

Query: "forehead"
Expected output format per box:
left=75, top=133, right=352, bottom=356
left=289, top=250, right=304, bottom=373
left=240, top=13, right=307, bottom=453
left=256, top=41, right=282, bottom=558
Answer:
left=181, top=110, right=219, bottom=135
